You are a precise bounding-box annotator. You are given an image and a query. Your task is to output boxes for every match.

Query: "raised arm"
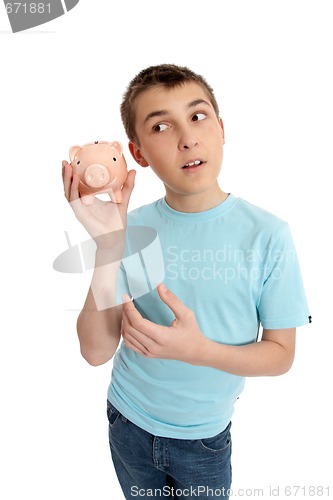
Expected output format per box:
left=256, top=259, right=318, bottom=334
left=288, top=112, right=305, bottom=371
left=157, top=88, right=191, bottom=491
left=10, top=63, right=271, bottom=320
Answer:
left=62, top=160, right=136, bottom=366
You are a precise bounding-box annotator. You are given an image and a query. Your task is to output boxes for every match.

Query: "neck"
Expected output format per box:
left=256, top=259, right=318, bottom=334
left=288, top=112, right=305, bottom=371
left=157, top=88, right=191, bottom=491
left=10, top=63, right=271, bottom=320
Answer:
left=165, top=185, right=229, bottom=213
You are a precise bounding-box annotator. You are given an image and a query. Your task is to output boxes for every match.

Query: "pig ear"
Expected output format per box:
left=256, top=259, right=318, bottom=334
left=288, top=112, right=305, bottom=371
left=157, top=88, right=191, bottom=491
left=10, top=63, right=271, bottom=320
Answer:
left=110, top=141, right=123, bottom=156
left=69, top=145, right=82, bottom=161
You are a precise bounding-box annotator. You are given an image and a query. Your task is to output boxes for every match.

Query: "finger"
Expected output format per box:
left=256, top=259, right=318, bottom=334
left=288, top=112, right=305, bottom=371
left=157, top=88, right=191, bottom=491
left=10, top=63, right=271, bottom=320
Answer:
left=120, top=169, right=136, bottom=207
left=122, top=312, right=155, bottom=354
left=69, top=172, right=81, bottom=202
left=123, top=325, right=158, bottom=357
left=61, top=160, right=68, bottom=183
left=122, top=334, right=149, bottom=357
left=121, top=304, right=135, bottom=330
left=122, top=297, right=147, bottom=331
left=122, top=294, right=141, bottom=321
left=122, top=296, right=143, bottom=328
left=122, top=295, right=166, bottom=339
left=157, top=283, right=192, bottom=322
left=62, top=161, right=72, bottom=201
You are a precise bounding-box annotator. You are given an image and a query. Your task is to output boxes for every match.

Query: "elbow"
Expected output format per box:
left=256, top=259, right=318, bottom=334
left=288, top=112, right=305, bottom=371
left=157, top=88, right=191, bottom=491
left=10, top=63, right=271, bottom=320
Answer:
left=281, top=359, right=295, bottom=375
left=270, top=353, right=295, bottom=376
left=271, top=365, right=292, bottom=377
left=261, top=328, right=296, bottom=377
left=80, top=348, right=114, bottom=367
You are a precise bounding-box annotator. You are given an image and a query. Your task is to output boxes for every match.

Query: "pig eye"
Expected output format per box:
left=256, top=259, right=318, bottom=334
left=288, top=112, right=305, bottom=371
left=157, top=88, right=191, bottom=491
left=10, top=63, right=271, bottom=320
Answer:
left=113, top=157, right=117, bottom=161
left=76, top=160, right=80, bottom=165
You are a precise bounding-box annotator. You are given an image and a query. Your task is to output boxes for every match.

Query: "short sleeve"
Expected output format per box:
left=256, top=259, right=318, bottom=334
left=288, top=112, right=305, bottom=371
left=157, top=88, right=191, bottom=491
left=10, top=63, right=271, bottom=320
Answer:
left=257, top=223, right=311, bottom=329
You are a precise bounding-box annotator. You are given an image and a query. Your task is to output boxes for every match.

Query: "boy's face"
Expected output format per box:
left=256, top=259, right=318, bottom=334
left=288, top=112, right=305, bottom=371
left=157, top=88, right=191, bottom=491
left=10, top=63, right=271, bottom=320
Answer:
left=129, top=82, right=225, bottom=204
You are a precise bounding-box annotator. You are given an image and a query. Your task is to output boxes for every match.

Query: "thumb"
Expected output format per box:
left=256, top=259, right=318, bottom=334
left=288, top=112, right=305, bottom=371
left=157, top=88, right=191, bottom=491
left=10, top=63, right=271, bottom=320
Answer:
left=157, top=283, right=191, bottom=321
left=121, top=169, right=136, bottom=207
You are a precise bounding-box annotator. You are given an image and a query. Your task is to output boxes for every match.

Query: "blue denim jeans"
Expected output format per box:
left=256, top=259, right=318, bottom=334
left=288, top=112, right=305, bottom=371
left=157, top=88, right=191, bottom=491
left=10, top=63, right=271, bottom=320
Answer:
left=107, top=400, right=232, bottom=499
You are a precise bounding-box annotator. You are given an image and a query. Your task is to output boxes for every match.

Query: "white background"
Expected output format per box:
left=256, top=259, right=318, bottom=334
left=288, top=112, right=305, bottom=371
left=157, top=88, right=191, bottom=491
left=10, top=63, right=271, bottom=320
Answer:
left=1, top=1, right=332, bottom=499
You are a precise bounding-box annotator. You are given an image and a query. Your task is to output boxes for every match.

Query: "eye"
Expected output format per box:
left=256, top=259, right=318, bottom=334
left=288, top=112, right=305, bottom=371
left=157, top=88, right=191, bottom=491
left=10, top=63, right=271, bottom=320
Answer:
left=76, top=160, right=80, bottom=165
left=153, top=123, right=169, bottom=133
left=192, top=112, right=206, bottom=122
left=113, top=157, right=117, bottom=161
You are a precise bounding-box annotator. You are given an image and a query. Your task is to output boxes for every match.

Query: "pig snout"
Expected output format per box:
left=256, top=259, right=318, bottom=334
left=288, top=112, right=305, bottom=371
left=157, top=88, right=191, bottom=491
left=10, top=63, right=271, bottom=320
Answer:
left=83, top=163, right=111, bottom=188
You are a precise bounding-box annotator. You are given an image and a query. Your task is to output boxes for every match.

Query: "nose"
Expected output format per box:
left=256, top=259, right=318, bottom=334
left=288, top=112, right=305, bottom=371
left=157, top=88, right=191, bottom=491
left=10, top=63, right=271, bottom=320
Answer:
left=83, top=163, right=110, bottom=188
left=178, top=126, right=198, bottom=151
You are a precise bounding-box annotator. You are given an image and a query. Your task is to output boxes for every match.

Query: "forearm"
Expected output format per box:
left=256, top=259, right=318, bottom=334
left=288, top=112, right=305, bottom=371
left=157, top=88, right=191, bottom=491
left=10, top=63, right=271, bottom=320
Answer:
left=77, top=249, right=123, bottom=366
left=120, top=284, right=297, bottom=374
left=198, top=330, right=295, bottom=377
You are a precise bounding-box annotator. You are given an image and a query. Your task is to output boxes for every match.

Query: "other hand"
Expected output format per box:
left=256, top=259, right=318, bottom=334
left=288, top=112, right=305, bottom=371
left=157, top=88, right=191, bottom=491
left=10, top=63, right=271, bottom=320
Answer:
left=121, top=284, right=207, bottom=365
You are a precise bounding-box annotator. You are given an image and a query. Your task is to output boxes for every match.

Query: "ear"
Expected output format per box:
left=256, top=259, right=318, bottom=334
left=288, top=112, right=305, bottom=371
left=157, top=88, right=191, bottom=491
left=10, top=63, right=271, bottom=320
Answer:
left=110, top=141, right=123, bottom=155
left=219, top=117, right=225, bottom=145
left=69, top=145, right=82, bottom=161
left=128, top=141, right=149, bottom=167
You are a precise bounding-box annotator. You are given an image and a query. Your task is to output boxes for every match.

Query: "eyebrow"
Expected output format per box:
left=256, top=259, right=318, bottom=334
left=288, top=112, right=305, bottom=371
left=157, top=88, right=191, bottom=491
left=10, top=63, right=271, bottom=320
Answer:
left=143, top=98, right=212, bottom=124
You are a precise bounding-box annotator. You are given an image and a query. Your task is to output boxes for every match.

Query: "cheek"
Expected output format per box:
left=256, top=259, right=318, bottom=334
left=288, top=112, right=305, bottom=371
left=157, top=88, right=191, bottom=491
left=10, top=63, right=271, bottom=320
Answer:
left=145, top=145, right=175, bottom=173
left=149, top=163, right=170, bottom=181
left=212, top=133, right=224, bottom=159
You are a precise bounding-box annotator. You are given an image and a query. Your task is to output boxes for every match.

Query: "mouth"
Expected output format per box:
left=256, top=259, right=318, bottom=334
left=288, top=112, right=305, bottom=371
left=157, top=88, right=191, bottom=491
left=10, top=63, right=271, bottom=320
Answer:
left=181, top=159, right=205, bottom=171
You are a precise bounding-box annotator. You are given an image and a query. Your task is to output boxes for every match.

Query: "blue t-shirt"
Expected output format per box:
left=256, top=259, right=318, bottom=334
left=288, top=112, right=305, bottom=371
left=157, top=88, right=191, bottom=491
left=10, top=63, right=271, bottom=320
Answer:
left=108, top=194, right=310, bottom=439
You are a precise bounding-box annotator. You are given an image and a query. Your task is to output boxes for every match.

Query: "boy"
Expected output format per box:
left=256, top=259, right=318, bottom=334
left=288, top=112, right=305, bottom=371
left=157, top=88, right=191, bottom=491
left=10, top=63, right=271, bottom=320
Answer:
left=62, top=64, right=310, bottom=499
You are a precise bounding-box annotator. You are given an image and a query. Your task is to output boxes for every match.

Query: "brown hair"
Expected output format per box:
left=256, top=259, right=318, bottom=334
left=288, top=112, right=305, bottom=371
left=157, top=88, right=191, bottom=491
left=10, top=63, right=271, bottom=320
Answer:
left=120, top=64, right=220, bottom=145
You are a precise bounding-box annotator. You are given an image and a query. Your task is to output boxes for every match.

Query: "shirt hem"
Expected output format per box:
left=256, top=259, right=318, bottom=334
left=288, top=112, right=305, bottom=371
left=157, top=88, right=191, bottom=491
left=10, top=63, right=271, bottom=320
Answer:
left=107, top=393, right=233, bottom=440
left=260, top=314, right=311, bottom=329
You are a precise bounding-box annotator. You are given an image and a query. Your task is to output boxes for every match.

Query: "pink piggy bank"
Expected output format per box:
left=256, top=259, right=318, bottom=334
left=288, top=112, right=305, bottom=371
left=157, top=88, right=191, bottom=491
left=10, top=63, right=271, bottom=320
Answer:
left=69, top=140, right=128, bottom=204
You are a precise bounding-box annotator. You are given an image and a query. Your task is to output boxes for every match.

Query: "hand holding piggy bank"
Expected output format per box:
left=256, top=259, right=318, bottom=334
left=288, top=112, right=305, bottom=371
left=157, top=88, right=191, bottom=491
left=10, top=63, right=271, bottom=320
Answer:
left=69, top=140, right=128, bottom=205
